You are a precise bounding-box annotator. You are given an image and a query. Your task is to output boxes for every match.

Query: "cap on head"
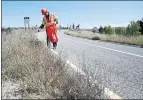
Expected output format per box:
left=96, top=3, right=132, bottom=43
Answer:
left=41, top=8, right=48, bottom=15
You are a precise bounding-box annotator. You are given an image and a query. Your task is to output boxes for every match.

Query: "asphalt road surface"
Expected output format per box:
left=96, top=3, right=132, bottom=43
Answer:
left=37, top=30, right=143, bottom=99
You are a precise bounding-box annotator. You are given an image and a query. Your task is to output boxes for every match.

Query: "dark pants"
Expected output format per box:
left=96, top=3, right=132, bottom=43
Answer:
left=46, top=36, right=50, bottom=47
left=46, top=36, right=57, bottom=48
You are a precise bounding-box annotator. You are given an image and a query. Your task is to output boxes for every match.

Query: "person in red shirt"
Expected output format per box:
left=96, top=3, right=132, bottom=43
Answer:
left=39, top=8, right=58, bottom=49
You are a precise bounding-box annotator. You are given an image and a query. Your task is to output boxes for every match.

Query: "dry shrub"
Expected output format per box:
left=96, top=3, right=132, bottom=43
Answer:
left=2, top=29, right=103, bottom=99
left=2, top=29, right=66, bottom=98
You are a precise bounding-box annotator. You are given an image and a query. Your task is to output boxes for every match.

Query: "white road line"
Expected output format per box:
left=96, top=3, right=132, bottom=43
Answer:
left=51, top=49, right=86, bottom=75
left=63, top=37, right=143, bottom=58
left=66, top=60, right=86, bottom=76
left=50, top=49, right=123, bottom=99
left=51, top=49, right=58, bottom=55
left=104, top=87, right=123, bottom=99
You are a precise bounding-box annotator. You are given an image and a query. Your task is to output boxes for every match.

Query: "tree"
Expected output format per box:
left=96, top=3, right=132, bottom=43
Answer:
left=137, top=19, right=143, bottom=35
left=115, top=27, right=126, bottom=35
left=126, top=21, right=141, bottom=36
left=73, top=23, right=75, bottom=29
left=126, top=24, right=132, bottom=35
left=99, top=26, right=104, bottom=33
left=104, top=25, right=115, bottom=34
left=6, top=27, right=12, bottom=33
left=103, top=26, right=107, bottom=33
left=92, top=27, right=98, bottom=33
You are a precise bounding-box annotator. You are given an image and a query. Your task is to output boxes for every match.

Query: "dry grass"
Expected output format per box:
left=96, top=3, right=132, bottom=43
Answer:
left=104, top=35, right=143, bottom=46
left=65, top=30, right=101, bottom=40
left=65, top=30, right=143, bottom=46
left=2, top=29, right=103, bottom=99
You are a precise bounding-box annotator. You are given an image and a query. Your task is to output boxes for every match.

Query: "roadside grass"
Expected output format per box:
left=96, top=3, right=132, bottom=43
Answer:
left=2, top=29, right=104, bottom=99
left=65, top=30, right=101, bottom=40
left=104, top=35, right=143, bottom=46
left=65, top=30, right=143, bottom=46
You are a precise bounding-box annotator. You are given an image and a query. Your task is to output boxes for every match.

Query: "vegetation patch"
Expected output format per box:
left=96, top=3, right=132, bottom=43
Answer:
left=2, top=28, right=104, bottom=99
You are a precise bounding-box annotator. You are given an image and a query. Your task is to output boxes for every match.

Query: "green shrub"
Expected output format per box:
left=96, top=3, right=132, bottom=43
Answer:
left=126, top=21, right=141, bottom=36
left=104, top=25, right=115, bottom=34
left=115, top=27, right=126, bottom=35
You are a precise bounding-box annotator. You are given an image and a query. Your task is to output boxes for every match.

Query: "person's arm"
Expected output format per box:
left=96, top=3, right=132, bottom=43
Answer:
left=53, top=14, right=58, bottom=24
left=39, top=17, right=46, bottom=29
left=54, top=18, right=58, bottom=24
left=39, top=24, right=44, bottom=29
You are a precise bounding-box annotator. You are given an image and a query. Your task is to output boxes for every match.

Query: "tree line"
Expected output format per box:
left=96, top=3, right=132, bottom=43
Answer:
left=98, top=19, right=143, bottom=36
left=59, top=23, right=80, bottom=29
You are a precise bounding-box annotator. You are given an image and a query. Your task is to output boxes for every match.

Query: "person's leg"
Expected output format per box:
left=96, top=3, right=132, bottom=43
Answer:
left=46, top=29, right=50, bottom=47
left=53, top=42, right=57, bottom=49
left=46, top=36, right=50, bottom=47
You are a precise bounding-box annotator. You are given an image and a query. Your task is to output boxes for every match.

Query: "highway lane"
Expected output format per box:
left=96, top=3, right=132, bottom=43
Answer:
left=37, top=30, right=143, bottom=99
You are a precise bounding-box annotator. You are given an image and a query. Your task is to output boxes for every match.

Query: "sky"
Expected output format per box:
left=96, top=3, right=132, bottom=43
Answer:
left=2, top=1, right=143, bottom=28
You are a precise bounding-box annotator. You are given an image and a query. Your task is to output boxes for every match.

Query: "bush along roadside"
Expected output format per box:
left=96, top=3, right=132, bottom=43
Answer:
left=2, top=29, right=104, bottom=99
left=65, top=20, right=143, bottom=47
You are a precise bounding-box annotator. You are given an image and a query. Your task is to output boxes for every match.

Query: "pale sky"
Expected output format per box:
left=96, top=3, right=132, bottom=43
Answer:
left=2, top=1, right=143, bottom=28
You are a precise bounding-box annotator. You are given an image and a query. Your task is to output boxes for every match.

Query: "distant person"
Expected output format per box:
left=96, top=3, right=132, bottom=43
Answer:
left=39, top=8, right=58, bottom=49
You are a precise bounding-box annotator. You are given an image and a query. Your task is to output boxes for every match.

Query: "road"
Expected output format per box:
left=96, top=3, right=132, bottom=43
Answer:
left=37, top=30, right=143, bottom=99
